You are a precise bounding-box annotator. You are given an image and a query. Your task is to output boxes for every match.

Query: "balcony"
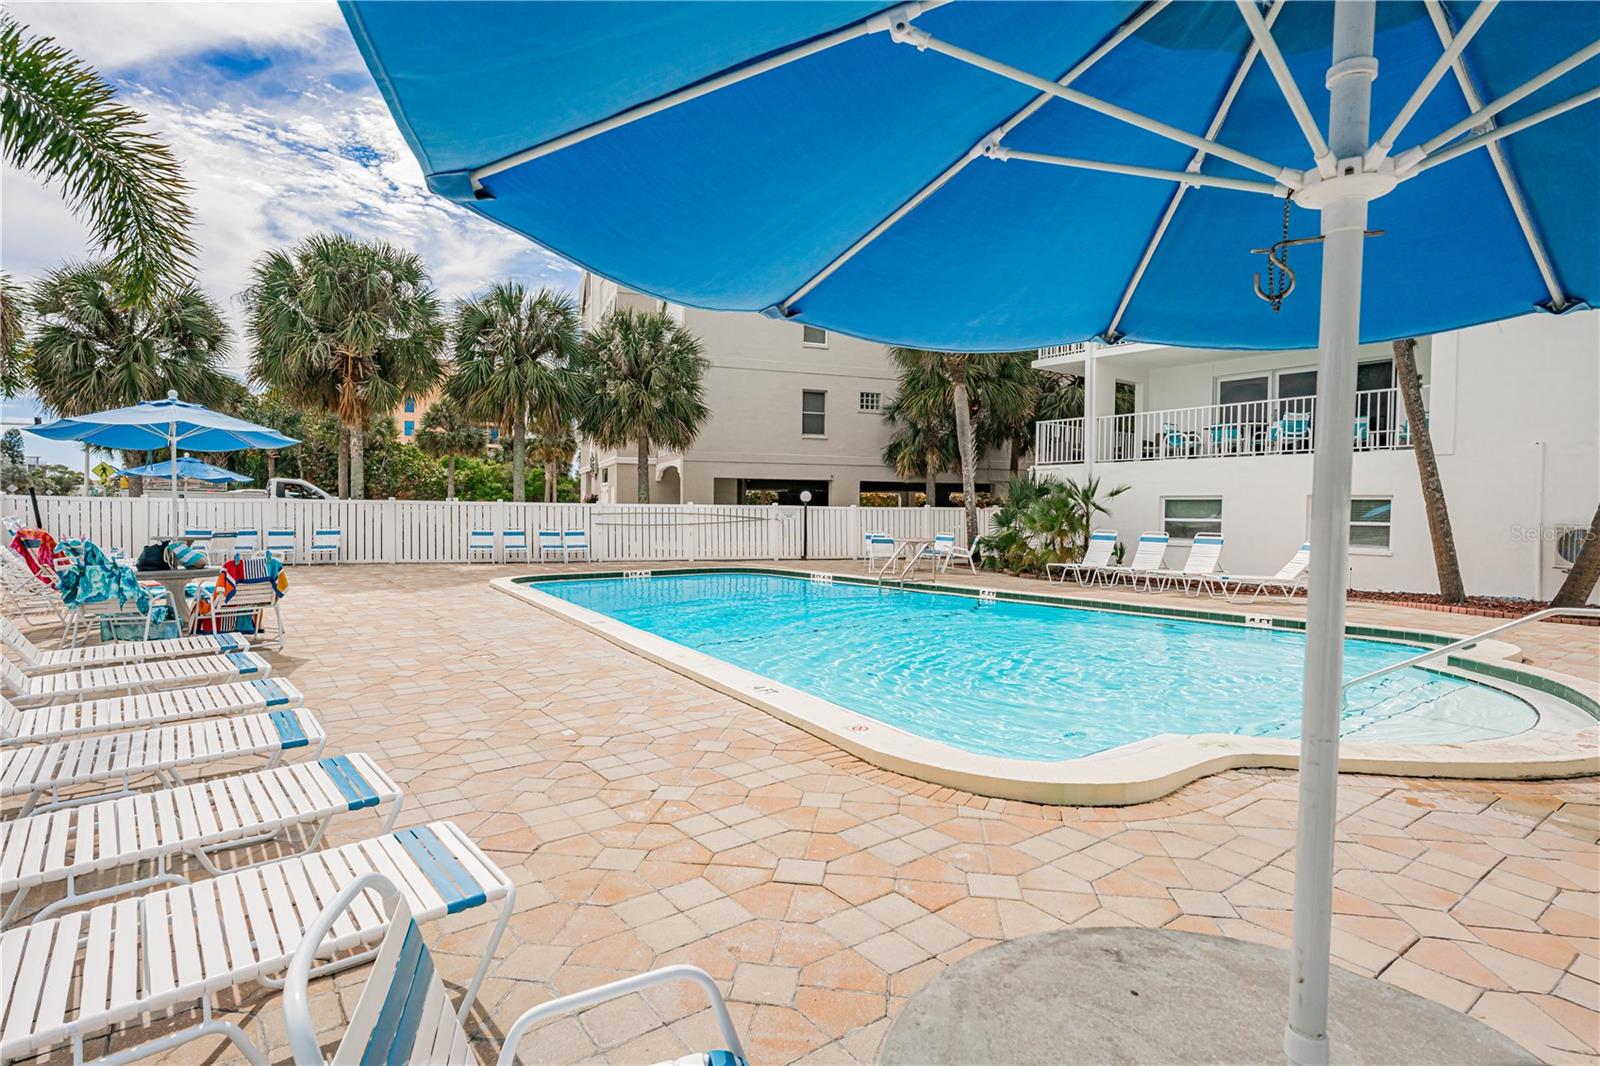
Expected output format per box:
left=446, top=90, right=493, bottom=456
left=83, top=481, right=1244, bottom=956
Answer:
left=1034, top=386, right=1427, bottom=465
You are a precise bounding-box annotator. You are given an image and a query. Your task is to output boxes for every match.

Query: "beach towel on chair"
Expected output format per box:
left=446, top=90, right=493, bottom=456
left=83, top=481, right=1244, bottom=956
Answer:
left=9, top=528, right=59, bottom=585
left=55, top=539, right=149, bottom=614
left=194, top=555, right=286, bottom=634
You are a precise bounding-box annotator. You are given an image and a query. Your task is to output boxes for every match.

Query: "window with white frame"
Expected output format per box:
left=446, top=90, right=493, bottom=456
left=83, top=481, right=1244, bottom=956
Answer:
left=1163, top=497, right=1223, bottom=542
left=802, top=325, right=828, bottom=347
left=1350, top=497, right=1392, bottom=550
left=859, top=391, right=882, bottom=413
left=802, top=390, right=827, bottom=436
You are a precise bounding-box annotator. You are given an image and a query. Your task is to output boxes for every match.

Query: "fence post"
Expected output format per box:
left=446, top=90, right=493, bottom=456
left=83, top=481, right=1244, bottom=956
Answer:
left=384, top=498, right=399, bottom=563
left=849, top=504, right=862, bottom=560
left=769, top=503, right=781, bottom=561
left=685, top=504, right=699, bottom=562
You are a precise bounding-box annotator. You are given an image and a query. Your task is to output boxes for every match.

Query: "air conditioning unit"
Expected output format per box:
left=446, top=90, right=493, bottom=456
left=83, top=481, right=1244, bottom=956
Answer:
left=1552, top=524, right=1594, bottom=570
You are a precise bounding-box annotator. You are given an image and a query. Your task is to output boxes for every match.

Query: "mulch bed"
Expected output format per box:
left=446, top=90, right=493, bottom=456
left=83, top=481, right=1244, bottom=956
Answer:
left=1347, top=589, right=1600, bottom=626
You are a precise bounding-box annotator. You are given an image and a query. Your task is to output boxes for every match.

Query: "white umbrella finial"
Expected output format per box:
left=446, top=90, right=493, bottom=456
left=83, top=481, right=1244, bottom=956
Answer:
left=166, top=389, right=179, bottom=401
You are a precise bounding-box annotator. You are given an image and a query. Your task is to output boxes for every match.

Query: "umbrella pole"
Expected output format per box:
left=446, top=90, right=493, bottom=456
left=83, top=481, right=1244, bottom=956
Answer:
left=170, top=426, right=181, bottom=539
left=1285, top=4, right=1375, bottom=1065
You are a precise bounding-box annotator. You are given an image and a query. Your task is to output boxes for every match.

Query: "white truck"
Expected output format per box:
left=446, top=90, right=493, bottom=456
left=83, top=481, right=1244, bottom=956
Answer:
left=222, top=478, right=333, bottom=500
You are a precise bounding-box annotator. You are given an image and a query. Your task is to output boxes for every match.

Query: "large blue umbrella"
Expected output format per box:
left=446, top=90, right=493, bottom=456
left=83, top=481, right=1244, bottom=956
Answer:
left=344, top=1, right=1599, bottom=1059
left=33, top=390, right=296, bottom=534
left=117, top=455, right=253, bottom=485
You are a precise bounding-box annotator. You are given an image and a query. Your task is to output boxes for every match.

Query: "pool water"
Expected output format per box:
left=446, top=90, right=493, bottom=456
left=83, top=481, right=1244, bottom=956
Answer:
left=533, top=573, right=1537, bottom=761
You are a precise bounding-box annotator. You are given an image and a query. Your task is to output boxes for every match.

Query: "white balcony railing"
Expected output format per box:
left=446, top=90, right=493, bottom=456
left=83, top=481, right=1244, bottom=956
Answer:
left=1034, top=417, right=1084, bottom=464
left=1034, top=387, right=1427, bottom=466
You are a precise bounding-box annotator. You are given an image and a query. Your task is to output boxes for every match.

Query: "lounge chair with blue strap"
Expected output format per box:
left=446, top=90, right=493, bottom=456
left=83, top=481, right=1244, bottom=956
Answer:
left=1, top=677, right=303, bottom=747
left=1099, top=531, right=1170, bottom=589
left=285, top=872, right=745, bottom=1066
left=503, top=529, right=529, bottom=562
left=1, top=752, right=402, bottom=924
left=1045, top=528, right=1118, bottom=584
left=1216, top=542, right=1312, bottom=604
left=306, top=528, right=343, bottom=564
left=266, top=528, right=297, bottom=562
left=467, top=529, right=497, bottom=563
left=0, top=706, right=326, bottom=817
left=0, top=821, right=513, bottom=1066
left=561, top=527, right=591, bottom=562
left=931, top=531, right=977, bottom=573
left=1, top=647, right=275, bottom=708
left=1146, top=532, right=1226, bottom=595
left=863, top=530, right=896, bottom=572
left=3, top=614, right=251, bottom=673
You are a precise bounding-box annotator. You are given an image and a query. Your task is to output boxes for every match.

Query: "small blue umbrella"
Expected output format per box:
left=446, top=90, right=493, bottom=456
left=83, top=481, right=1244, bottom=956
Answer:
left=343, top=2, right=1599, bottom=1059
left=117, top=455, right=253, bottom=485
left=33, top=390, right=296, bottom=533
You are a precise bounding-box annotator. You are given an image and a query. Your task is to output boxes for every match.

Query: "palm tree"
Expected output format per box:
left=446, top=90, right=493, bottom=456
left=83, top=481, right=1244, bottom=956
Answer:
left=889, top=348, right=1036, bottom=541
left=28, top=261, right=231, bottom=495
left=445, top=284, right=578, bottom=503
left=416, top=394, right=483, bottom=500
left=1552, top=504, right=1600, bottom=608
left=881, top=394, right=956, bottom=504
left=1, top=16, right=194, bottom=304
left=573, top=308, right=709, bottom=504
left=972, top=353, right=1040, bottom=476
left=245, top=234, right=444, bottom=500
left=1393, top=338, right=1465, bottom=603
left=529, top=417, right=576, bottom=502
left=1, top=273, right=26, bottom=397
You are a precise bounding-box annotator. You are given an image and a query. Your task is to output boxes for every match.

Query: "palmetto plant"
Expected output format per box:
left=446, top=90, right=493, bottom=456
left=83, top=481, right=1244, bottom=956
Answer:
left=978, top=475, right=1128, bottom=574
left=29, top=261, right=231, bottom=494
left=573, top=308, right=709, bottom=504
left=416, top=393, right=484, bottom=501
left=445, top=283, right=578, bottom=503
left=245, top=234, right=444, bottom=500
left=1, top=16, right=194, bottom=305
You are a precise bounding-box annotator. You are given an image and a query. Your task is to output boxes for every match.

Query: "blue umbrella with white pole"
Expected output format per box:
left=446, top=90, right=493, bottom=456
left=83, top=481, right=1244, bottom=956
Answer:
left=31, top=390, right=297, bottom=536
left=117, top=455, right=254, bottom=485
left=343, top=1, right=1597, bottom=1059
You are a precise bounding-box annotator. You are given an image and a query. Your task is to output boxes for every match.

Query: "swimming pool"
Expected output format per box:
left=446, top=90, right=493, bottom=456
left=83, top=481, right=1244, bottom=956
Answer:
left=527, top=572, right=1537, bottom=761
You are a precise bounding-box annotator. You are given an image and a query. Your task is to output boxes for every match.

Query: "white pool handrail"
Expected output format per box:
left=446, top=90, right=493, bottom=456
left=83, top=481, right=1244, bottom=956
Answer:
left=1344, top=606, right=1600, bottom=691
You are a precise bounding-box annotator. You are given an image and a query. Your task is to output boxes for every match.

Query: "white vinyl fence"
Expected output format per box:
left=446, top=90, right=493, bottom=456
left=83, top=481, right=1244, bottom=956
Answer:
left=1, top=495, right=995, bottom=565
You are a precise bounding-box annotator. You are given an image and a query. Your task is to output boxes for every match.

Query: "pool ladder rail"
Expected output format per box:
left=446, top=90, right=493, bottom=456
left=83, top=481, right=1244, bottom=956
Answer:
left=1343, top=605, right=1600, bottom=695
left=875, top=541, right=936, bottom=587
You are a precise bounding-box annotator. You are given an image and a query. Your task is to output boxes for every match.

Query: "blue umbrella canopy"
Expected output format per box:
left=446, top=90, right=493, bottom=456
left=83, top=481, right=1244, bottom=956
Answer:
left=342, top=0, right=1598, bottom=351
left=343, top=3, right=1600, bottom=1061
left=30, top=391, right=297, bottom=452
left=117, top=455, right=253, bottom=484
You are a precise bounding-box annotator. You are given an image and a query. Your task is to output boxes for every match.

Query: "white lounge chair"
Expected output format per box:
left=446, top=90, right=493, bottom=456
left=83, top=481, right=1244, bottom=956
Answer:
left=285, top=873, right=744, bottom=1066
left=2, top=649, right=273, bottom=709
left=1, top=677, right=303, bottom=747
left=265, top=528, right=297, bottom=562
left=1148, top=532, right=1226, bottom=595
left=0, top=707, right=326, bottom=816
left=1100, top=531, right=1170, bottom=589
left=863, top=531, right=896, bottom=572
left=2, top=752, right=402, bottom=923
left=932, top=531, right=977, bottom=573
left=63, top=592, right=160, bottom=649
left=1046, top=528, right=1118, bottom=584
left=561, top=527, right=591, bottom=562
left=3, top=614, right=249, bottom=673
left=2, top=550, right=67, bottom=627
left=503, top=529, right=529, bottom=562
left=537, top=529, right=564, bottom=562
left=306, top=528, right=343, bottom=564
left=1216, top=542, right=1312, bottom=603
left=0, top=821, right=513, bottom=1066
left=467, top=529, right=496, bottom=562
left=206, top=531, right=239, bottom=564
left=234, top=529, right=262, bottom=556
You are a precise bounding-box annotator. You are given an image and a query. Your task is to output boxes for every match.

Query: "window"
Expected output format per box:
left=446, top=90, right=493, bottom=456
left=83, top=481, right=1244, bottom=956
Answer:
left=1350, top=497, right=1392, bottom=551
left=802, top=325, right=828, bottom=347
left=601, top=467, right=609, bottom=484
left=859, top=391, right=882, bottom=413
left=403, top=396, right=416, bottom=413
left=403, top=420, right=414, bottom=436
left=1163, top=497, right=1222, bottom=542
left=488, top=427, right=499, bottom=442
left=801, top=390, right=827, bottom=436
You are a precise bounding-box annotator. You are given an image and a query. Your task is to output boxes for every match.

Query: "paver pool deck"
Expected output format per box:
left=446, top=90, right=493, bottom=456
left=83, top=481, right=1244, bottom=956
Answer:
left=14, top=562, right=1598, bottom=1065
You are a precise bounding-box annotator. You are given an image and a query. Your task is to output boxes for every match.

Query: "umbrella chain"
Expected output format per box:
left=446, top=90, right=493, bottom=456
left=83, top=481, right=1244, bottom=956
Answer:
left=1252, top=189, right=1385, bottom=313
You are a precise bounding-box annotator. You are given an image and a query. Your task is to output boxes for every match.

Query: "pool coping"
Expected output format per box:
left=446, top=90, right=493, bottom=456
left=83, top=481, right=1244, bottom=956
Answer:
left=493, top=568, right=1600, bottom=806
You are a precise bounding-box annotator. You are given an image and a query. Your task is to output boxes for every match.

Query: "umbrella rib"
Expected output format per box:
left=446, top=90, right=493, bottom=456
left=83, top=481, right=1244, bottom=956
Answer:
left=892, top=21, right=1298, bottom=185
left=1366, top=0, right=1499, bottom=167
left=777, top=0, right=1174, bottom=315
left=1407, top=85, right=1600, bottom=176
left=1232, top=0, right=1334, bottom=176
left=992, top=148, right=1286, bottom=196
left=470, top=0, right=952, bottom=186
left=1409, top=0, right=1568, bottom=311
left=1103, top=0, right=1289, bottom=342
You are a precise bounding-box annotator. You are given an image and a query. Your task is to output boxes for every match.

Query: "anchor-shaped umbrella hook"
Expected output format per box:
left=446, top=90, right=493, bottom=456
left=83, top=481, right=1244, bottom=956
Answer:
left=1252, top=191, right=1383, bottom=312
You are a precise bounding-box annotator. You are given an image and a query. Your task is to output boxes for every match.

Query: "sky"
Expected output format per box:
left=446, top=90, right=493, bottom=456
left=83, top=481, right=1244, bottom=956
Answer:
left=1, top=1, right=581, bottom=467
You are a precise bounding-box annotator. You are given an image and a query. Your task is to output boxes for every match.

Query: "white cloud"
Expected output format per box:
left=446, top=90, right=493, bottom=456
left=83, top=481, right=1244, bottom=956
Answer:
left=6, top=1, right=350, bottom=76
left=1, top=2, right=581, bottom=381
